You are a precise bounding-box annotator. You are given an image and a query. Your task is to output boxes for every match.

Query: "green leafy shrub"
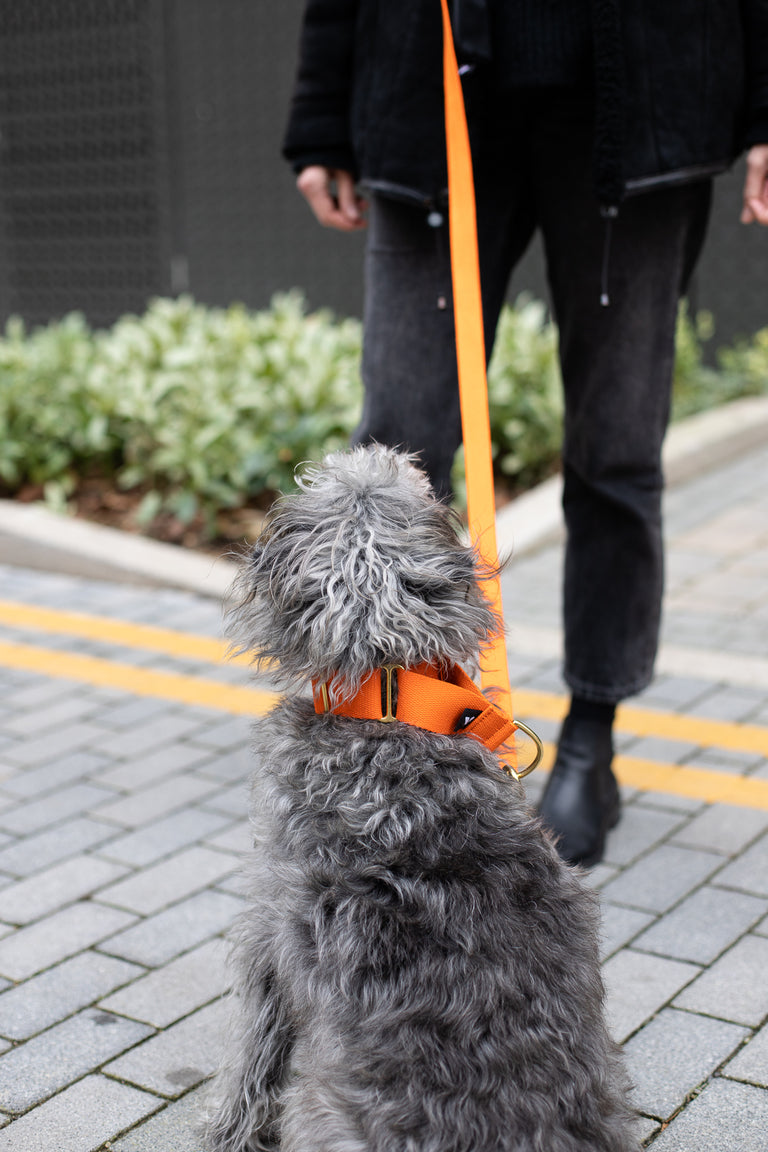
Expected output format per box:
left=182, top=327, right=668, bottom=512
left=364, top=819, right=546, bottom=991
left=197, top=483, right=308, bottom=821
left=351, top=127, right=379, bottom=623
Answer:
left=0, top=290, right=765, bottom=539
left=487, top=295, right=563, bottom=488
left=716, top=326, right=768, bottom=401
left=0, top=293, right=362, bottom=532
left=672, top=303, right=768, bottom=419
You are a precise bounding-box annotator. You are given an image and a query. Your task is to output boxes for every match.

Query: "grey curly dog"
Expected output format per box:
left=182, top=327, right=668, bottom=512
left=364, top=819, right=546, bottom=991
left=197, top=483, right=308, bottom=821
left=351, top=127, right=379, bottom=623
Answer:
left=204, top=445, right=639, bottom=1152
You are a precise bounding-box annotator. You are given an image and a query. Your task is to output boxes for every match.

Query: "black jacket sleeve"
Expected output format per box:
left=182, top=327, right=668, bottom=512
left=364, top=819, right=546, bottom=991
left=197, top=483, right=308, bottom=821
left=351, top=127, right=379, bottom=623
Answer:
left=742, top=0, right=768, bottom=143
left=282, top=0, right=359, bottom=174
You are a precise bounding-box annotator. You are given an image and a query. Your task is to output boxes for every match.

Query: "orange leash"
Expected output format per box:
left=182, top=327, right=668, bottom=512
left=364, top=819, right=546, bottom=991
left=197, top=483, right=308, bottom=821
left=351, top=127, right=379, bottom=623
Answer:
left=439, top=0, right=512, bottom=717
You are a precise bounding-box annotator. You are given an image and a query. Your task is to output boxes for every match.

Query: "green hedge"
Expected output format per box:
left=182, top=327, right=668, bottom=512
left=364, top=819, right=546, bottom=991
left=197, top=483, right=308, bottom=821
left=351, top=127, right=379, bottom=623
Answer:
left=0, top=292, right=765, bottom=534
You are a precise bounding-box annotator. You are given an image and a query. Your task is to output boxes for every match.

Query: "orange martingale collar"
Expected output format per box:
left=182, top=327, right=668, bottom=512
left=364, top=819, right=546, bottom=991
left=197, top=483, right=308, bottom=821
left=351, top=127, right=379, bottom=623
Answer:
left=312, top=662, right=516, bottom=754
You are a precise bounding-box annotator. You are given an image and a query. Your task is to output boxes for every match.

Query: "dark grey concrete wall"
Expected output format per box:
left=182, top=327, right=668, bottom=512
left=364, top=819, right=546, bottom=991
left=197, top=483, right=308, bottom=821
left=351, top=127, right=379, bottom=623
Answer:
left=0, top=0, right=765, bottom=346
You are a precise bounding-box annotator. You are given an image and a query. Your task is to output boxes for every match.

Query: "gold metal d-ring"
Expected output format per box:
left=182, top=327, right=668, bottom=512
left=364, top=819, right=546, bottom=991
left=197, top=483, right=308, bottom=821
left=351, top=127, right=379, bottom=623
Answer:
left=511, top=720, right=544, bottom=779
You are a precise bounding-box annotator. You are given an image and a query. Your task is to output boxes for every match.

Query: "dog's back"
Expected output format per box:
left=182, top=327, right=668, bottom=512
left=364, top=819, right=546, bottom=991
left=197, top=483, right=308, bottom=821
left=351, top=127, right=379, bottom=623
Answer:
left=234, top=700, right=637, bottom=1152
left=204, top=447, right=639, bottom=1152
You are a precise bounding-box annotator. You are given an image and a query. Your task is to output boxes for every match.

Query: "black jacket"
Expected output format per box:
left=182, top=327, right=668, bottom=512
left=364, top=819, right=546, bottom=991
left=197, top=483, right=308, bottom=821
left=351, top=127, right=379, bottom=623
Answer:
left=283, top=0, right=768, bottom=209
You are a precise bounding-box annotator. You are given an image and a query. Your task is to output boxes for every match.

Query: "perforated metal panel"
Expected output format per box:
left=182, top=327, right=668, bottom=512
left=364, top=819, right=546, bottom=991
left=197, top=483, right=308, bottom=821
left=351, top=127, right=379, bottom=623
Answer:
left=0, top=0, right=170, bottom=328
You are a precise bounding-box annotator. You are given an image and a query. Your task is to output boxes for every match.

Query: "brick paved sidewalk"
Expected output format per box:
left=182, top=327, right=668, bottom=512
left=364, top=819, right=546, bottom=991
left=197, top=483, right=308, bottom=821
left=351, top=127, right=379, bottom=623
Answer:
left=0, top=443, right=765, bottom=1150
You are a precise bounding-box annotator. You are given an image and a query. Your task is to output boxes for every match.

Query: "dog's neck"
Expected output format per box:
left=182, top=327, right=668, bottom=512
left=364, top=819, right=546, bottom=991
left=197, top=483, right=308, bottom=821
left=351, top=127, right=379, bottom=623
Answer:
left=312, top=662, right=515, bottom=753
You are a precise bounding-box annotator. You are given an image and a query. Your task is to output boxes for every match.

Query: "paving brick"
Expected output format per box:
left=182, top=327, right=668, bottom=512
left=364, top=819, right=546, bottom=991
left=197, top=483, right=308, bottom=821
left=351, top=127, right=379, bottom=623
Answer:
left=203, top=820, right=251, bottom=855
left=98, top=938, right=229, bottom=1028
left=0, top=856, right=127, bottom=926
left=634, top=1115, right=661, bottom=1143
left=603, top=805, right=684, bottom=868
left=0, top=783, right=118, bottom=836
left=189, top=715, right=253, bottom=750
left=671, top=804, right=768, bottom=856
left=602, top=949, right=700, bottom=1044
left=87, top=714, right=211, bottom=759
left=1, top=722, right=117, bottom=768
left=635, top=677, right=713, bottom=714
left=632, top=886, right=767, bottom=964
left=96, top=697, right=190, bottom=729
left=111, top=1084, right=207, bottom=1151
left=714, top=831, right=768, bottom=896
left=623, top=735, right=703, bottom=764
left=92, top=775, right=220, bottom=828
left=0, top=818, right=118, bottom=879
left=598, top=844, right=723, bottom=913
left=193, top=746, right=251, bottom=782
left=95, top=743, right=215, bottom=791
left=214, top=871, right=250, bottom=897
left=632, top=790, right=707, bottom=814
left=200, top=782, right=249, bottom=819
left=0, top=752, right=114, bottom=801
left=1, top=693, right=98, bottom=736
left=0, top=903, right=136, bottom=981
left=684, top=746, right=767, bottom=776
left=674, top=935, right=768, bottom=1025
left=0, top=734, right=22, bottom=760
left=0, top=1009, right=154, bottom=1112
left=96, top=846, right=236, bottom=916
left=599, top=902, right=656, bottom=959
left=0, top=1073, right=162, bottom=1152
left=0, top=951, right=144, bottom=1041
left=687, top=685, right=768, bottom=722
left=3, top=678, right=81, bottom=710
left=99, top=889, right=244, bottom=967
left=723, top=1023, right=768, bottom=1087
left=649, top=1078, right=768, bottom=1152
left=624, top=1008, right=748, bottom=1120
left=96, top=808, right=231, bottom=868
left=105, top=997, right=229, bottom=1097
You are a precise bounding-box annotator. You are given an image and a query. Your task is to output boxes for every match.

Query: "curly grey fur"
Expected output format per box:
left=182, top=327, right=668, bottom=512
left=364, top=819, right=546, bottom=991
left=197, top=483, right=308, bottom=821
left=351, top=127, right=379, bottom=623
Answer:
left=225, top=447, right=498, bottom=702
left=204, top=446, right=639, bottom=1152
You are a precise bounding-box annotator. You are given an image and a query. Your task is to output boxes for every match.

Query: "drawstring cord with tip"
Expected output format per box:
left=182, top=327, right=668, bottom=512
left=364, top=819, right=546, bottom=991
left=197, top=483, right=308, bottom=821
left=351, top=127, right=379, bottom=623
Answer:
left=599, top=204, right=618, bottom=307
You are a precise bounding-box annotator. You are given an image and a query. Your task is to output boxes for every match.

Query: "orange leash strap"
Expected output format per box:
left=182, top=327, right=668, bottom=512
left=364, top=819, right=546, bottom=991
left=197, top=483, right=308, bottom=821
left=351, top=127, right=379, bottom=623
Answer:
left=439, top=0, right=513, bottom=721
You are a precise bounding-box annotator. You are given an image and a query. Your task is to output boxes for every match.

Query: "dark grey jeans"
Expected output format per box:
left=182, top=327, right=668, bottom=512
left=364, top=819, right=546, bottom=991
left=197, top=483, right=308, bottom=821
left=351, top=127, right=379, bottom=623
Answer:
left=353, top=90, right=712, bottom=703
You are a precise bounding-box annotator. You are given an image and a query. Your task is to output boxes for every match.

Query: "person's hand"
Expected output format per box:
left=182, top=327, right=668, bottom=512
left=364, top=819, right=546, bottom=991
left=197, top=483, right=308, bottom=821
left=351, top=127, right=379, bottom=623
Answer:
left=296, top=166, right=367, bottom=231
left=741, top=144, right=768, bottom=225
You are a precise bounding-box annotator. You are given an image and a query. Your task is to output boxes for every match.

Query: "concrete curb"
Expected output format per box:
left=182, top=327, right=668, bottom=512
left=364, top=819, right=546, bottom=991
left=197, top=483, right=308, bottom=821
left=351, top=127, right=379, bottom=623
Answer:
left=496, top=393, right=768, bottom=558
left=1, top=394, right=767, bottom=598
left=0, top=501, right=240, bottom=598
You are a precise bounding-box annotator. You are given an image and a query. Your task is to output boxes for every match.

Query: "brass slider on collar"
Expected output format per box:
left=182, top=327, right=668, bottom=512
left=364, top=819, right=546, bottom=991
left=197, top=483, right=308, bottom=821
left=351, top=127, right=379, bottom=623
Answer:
left=380, top=664, right=404, bottom=722
left=314, top=666, right=403, bottom=723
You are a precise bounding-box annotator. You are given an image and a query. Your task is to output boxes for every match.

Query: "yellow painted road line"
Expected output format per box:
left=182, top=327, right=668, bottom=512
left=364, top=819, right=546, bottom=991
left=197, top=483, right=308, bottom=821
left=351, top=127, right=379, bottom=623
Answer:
left=2, top=634, right=768, bottom=811
left=0, top=599, right=247, bottom=666
left=533, top=741, right=768, bottom=812
left=0, top=639, right=277, bottom=716
left=2, top=602, right=767, bottom=760
left=513, top=688, right=768, bottom=759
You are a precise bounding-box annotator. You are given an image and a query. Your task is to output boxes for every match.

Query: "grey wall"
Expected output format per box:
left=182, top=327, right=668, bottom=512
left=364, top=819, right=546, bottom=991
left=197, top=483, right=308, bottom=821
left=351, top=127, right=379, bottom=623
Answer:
left=0, top=0, right=765, bottom=348
left=166, top=0, right=365, bottom=317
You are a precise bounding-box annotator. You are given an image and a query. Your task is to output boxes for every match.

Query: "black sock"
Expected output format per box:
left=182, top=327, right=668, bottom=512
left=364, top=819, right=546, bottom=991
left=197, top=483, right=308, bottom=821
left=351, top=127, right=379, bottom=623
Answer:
left=568, top=695, right=616, bottom=728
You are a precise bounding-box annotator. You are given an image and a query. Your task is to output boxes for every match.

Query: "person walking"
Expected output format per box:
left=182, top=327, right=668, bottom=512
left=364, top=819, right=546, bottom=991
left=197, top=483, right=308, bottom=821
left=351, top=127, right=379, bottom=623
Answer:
left=282, top=0, right=768, bottom=866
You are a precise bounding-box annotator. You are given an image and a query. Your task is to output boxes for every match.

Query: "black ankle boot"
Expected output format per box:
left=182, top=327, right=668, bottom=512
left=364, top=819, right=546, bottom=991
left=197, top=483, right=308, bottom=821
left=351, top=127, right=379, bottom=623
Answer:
left=537, top=715, right=620, bottom=867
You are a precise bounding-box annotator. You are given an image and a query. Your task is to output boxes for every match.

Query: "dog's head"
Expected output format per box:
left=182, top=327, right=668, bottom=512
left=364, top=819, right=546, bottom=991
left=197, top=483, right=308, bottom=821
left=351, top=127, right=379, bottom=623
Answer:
left=228, top=445, right=499, bottom=697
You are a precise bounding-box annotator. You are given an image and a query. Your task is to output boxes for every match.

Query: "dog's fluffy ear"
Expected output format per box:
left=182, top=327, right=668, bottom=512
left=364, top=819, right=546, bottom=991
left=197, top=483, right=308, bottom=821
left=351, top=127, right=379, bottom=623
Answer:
left=226, top=445, right=500, bottom=694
